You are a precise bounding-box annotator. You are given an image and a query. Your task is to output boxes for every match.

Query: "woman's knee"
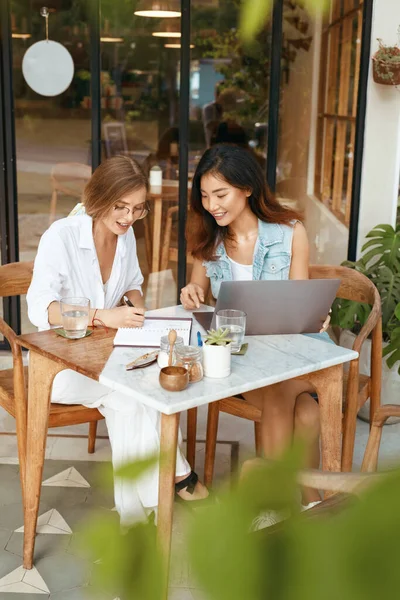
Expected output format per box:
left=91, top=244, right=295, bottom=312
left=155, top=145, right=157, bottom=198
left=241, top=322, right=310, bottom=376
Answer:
left=294, top=393, right=320, bottom=434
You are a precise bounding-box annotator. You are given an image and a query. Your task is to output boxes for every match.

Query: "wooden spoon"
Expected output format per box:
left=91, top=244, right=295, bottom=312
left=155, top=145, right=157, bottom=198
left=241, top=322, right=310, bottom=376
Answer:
left=168, top=329, right=177, bottom=367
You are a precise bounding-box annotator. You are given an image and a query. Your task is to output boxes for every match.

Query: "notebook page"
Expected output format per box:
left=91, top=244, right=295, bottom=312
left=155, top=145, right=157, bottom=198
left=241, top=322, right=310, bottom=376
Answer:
left=113, top=318, right=192, bottom=347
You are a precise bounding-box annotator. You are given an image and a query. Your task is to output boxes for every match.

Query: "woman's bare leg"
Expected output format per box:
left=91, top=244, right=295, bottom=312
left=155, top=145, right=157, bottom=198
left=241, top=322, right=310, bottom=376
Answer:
left=294, top=393, right=321, bottom=505
left=244, top=380, right=316, bottom=458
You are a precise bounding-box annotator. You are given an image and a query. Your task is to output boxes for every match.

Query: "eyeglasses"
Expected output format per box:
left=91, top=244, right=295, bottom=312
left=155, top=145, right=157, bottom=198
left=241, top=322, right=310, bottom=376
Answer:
left=113, top=201, right=150, bottom=220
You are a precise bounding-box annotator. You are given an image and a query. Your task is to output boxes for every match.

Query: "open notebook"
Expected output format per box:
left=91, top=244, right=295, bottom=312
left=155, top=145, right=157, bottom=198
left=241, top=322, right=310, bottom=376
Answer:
left=113, top=317, right=192, bottom=347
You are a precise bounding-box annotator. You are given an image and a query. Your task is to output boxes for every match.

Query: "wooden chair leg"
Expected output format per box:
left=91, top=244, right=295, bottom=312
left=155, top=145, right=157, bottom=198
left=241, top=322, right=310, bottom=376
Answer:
left=254, top=421, right=262, bottom=457
left=143, top=219, right=152, bottom=273
left=186, top=408, right=197, bottom=470
left=361, top=405, right=400, bottom=472
left=204, top=401, right=220, bottom=488
left=88, top=421, right=98, bottom=454
left=361, top=423, right=383, bottom=473
left=342, top=361, right=360, bottom=472
left=369, top=322, right=382, bottom=427
left=160, top=207, right=175, bottom=273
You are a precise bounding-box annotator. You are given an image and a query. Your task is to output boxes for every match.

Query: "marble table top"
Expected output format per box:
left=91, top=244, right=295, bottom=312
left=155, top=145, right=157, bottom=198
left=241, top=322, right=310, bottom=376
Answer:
left=98, top=305, right=359, bottom=415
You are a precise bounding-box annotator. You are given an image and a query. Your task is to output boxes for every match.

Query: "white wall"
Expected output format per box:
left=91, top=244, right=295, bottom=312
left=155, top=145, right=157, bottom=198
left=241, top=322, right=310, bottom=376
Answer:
left=357, top=0, right=400, bottom=253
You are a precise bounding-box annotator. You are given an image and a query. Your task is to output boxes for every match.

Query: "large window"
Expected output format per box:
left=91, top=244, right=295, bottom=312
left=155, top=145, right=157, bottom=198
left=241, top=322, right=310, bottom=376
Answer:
left=315, top=0, right=363, bottom=226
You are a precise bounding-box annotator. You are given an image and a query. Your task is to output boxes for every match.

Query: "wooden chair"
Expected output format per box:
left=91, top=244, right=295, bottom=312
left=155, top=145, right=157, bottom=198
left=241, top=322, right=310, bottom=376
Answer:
left=192, top=265, right=382, bottom=484
left=0, top=262, right=104, bottom=497
left=49, top=162, right=92, bottom=225
left=255, top=403, right=400, bottom=532
left=103, top=121, right=129, bottom=158
left=160, top=205, right=194, bottom=273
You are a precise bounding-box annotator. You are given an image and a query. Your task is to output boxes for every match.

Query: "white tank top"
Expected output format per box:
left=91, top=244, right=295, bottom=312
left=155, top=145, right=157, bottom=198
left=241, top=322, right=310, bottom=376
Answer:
left=226, top=238, right=258, bottom=281
left=227, top=255, right=253, bottom=281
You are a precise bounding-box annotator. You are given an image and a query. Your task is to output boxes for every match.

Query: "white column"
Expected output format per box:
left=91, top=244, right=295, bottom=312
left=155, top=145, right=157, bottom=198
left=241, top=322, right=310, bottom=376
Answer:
left=357, top=0, right=400, bottom=255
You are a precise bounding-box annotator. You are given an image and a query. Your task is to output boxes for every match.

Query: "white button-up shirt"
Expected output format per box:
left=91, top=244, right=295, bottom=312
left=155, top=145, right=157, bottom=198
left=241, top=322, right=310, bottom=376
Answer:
left=27, top=214, right=144, bottom=330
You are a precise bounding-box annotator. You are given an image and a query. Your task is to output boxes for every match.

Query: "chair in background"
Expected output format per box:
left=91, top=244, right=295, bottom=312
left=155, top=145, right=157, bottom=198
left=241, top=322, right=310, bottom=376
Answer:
left=160, top=205, right=194, bottom=273
left=255, top=403, right=400, bottom=534
left=49, top=162, right=91, bottom=225
left=0, top=262, right=104, bottom=496
left=103, top=121, right=129, bottom=157
left=191, top=265, right=382, bottom=483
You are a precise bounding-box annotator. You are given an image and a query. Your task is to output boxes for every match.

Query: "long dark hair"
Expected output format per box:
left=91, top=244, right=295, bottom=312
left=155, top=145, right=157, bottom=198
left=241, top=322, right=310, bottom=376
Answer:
left=189, top=144, right=302, bottom=261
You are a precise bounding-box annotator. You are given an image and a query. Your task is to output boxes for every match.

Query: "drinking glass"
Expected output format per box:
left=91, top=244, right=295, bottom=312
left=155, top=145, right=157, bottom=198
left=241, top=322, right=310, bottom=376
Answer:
left=215, top=309, right=246, bottom=353
left=60, top=297, right=90, bottom=339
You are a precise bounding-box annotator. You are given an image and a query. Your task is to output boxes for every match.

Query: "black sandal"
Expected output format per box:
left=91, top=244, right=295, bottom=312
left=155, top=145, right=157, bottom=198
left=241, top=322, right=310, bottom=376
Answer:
left=175, top=471, right=211, bottom=509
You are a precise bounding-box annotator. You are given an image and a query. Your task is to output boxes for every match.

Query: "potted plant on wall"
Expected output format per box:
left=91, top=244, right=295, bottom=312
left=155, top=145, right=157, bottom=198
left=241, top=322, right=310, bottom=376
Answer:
left=203, top=328, right=232, bottom=379
left=332, top=224, right=400, bottom=423
left=372, top=35, right=400, bottom=86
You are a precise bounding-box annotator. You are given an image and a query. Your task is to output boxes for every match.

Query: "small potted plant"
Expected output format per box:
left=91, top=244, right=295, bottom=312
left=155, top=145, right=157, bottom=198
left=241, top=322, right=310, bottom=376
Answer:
left=203, top=328, right=232, bottom=378
left=331, top=224, right=400, bottom=423
left=372, top=35, right=400, bottom=86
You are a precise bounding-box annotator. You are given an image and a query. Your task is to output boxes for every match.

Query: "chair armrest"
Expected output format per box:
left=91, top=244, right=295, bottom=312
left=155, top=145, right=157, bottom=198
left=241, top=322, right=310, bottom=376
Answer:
left=0, top=317, right=21, bottom=357
left=351, top=287, right=381, bottom=354
left=298, top=468, right=383, bottom=496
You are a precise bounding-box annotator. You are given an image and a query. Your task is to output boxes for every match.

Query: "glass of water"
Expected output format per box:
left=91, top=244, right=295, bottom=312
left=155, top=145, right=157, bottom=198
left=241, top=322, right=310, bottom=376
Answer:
left=216, top=309, right=246, bottom=353
left=60, top=297, right=90, bottom=339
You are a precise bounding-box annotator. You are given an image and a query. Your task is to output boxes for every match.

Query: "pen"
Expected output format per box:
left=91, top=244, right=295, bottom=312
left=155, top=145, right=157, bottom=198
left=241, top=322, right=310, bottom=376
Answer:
left=197, top=331, right=203, bottom=347
left=123, top=295, right=134, bottom=308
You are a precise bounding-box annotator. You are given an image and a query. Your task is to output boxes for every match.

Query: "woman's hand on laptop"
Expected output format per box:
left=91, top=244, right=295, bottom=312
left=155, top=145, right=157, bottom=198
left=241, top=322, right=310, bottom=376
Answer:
left=319, top=310, right=332, bottom=333
left=180, top=283, right=205, bottom=310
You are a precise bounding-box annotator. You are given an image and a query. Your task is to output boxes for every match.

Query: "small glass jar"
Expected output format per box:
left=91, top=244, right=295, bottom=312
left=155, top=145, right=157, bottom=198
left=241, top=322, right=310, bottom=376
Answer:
left=157, top=335, right=184, bottom=369
left=175, top=345, right=204, bottom=383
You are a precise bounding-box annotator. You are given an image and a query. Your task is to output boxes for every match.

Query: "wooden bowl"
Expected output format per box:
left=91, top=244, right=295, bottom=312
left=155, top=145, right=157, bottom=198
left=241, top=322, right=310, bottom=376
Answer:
left=159, top=366, right=189, bottom=392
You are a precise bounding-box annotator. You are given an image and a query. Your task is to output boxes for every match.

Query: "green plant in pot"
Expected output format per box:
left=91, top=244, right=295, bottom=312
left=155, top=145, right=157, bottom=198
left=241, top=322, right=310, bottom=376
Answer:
left=331, top=224, right=400, bottom=422
left=372, top=35, right=400, bottom=86
left=203, top=328, right=233, bottom=379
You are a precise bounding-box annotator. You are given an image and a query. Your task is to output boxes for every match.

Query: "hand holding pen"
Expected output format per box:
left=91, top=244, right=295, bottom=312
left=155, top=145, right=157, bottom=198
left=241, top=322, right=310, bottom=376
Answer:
left=120, top=295, right=145, bottom=327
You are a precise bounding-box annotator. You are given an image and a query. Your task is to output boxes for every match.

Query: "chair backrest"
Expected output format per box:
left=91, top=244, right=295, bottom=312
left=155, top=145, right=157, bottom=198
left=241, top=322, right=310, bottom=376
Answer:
left=0, top=261, right=33, bottom=298
left=309, top=264, right=379, bottom=307
left=103, top=121, right=128, bottom=157
left=50, top=162, right=91, bottom=198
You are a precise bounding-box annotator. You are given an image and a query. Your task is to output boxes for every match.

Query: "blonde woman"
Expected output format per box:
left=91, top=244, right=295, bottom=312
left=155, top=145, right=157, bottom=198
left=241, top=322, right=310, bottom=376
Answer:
left=27, top=156, right=208, bottom=525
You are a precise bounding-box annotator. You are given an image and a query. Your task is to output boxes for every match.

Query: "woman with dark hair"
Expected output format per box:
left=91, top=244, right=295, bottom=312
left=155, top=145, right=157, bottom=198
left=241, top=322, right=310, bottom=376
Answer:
left=180, top=144, right=332, bottom=527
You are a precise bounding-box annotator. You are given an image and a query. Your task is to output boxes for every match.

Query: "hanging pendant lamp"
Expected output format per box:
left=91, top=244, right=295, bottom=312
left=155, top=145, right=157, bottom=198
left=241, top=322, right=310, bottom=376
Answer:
left=152, top=19, right=181, bottom=38
left=134, top=0, right=181, bottom=18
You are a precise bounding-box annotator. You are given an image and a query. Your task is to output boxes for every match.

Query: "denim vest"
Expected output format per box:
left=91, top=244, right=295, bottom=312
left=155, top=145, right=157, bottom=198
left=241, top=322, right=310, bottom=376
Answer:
left=204, top=220, right=294, bottom=299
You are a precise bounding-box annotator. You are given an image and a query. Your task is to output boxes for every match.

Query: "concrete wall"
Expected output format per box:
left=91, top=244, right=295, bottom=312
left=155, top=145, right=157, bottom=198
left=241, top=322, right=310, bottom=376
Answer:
left=356, top=0, right=400, bottom=253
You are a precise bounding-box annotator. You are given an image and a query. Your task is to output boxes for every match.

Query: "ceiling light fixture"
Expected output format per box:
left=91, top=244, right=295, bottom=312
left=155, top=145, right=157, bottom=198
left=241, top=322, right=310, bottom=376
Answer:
left=12, top=33, right=31, bottom=39
left=134, top=0, right=181, bottom=18
left=152, top=18, right=181, bottom=38
left=100, top=36, right=124, bottom=42
left=100, top=19, right=124, bottom=43
left=164, top=43, right=195, bottom=49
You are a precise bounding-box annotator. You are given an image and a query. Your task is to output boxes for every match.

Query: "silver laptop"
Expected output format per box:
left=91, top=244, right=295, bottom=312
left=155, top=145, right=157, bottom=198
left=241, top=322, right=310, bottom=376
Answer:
left=193, top=279, right=340, bottom=335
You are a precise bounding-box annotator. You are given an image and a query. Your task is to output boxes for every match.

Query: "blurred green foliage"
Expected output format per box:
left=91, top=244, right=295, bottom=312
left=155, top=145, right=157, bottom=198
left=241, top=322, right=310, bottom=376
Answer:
left=331, top=224, right=400, bottom=374
left=240, top=0, right=330, bottom=42
left=83, top=444, right=400, bottom=600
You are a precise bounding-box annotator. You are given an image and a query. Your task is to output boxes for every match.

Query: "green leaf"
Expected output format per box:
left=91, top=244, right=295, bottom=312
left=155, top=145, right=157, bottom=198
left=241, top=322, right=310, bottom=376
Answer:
left=187, top=443, right=306, bottom=600
left=115, top=454, right=158, bottom=480
left=330, top=298, right=370, bottom=331
left=300, top=0, right=330, bottom=12
left=395, top=303, right=400, bottom=321
left=239, top=0, right=272, bottom=43
left=83, top=512, right=163, bottom=600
